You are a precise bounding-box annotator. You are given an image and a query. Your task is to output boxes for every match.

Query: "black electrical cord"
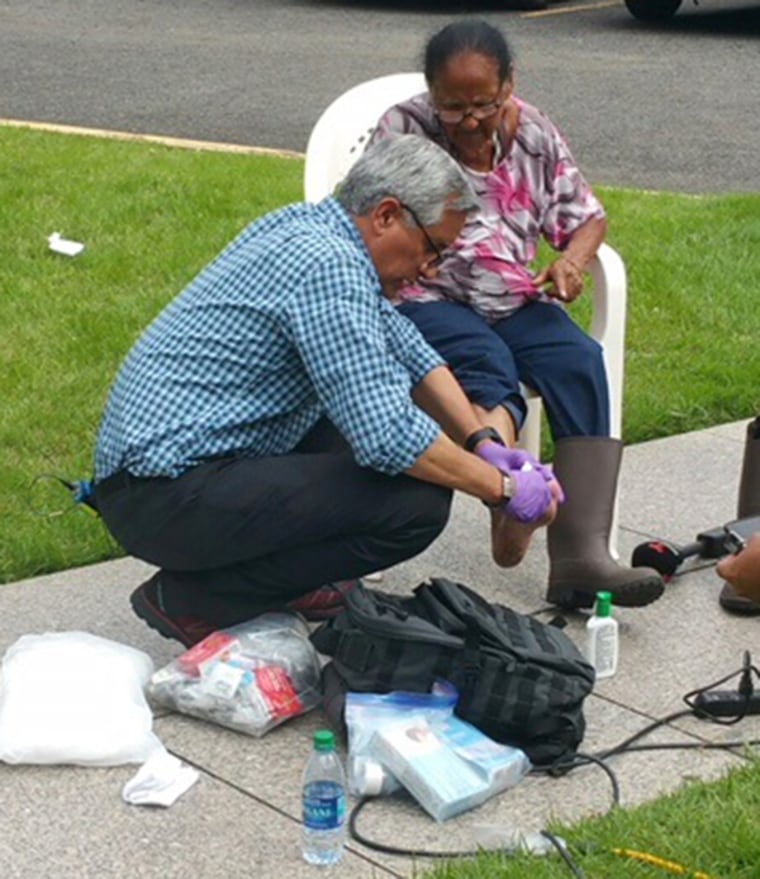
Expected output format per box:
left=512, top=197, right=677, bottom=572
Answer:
left=348, top=794, right=587, bottom=876
left=601, top=737, right=760, bottom=755
left=597, top=708, right=693, bottom=760
left=536, top=750, right=622, bottom=806
left=29, top=473, right=99, bottom=517
left=541, top=831, right=586, bottom=879
left=683, top=650, right=760, bottom=726
left=349, top=793, right=488, bottom=859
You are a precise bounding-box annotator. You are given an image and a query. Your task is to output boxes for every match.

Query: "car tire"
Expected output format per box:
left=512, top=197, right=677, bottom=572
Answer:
left=624, top=0, right=682, bottom=19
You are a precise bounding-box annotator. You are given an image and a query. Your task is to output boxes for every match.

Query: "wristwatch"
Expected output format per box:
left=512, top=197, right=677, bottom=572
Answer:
left=464, top=426, right=505, bottom=453
left=485, top=473, right=515, bottom=508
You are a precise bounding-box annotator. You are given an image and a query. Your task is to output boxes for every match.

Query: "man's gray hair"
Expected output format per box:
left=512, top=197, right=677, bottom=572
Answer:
left=336, top=134, right=477, bottom=226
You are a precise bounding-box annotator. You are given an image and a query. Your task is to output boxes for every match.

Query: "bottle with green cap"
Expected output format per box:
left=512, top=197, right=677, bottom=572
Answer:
left=584, top=590, right=619, bottom=679
left=301, top=729, right=347, bottom=865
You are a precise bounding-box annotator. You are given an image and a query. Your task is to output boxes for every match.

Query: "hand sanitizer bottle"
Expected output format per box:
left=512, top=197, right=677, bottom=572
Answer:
left=585, top=590, right=618, bottom=679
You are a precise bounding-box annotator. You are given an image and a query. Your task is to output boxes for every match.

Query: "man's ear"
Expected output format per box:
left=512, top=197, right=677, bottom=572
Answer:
left=371, top=197, right=403, bottom=235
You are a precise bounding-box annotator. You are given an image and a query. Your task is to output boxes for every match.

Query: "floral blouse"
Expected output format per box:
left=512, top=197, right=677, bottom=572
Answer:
left=371, top=92, right=606, bottom=322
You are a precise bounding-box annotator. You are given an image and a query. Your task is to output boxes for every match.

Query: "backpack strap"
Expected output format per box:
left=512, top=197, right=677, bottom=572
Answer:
left=309, top=623, right=341, bottom=656
left=415, top=581, right=483, bottom=694
left=413, top=581, right=466, bottom=634
left=311, top=624, right=377, bottom=671
left=460, top=619, right=482, bottom=685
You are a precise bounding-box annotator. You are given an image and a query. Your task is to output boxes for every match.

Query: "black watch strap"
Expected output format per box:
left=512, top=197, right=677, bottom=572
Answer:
left=464, top=426, right=505, bottom=454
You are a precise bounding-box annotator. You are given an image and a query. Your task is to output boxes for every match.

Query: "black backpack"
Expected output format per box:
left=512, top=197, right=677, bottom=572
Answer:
left=311, top=578, right=595, bottom=766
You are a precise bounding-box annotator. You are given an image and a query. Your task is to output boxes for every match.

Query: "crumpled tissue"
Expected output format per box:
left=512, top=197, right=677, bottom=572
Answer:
left=122, top=748, right=199, bottom=807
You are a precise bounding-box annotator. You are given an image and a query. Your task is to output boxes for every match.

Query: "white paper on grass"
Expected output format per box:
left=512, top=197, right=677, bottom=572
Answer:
left=47, top=232, right=85, bottom=256
left=0, top=631, right=162, bottom=766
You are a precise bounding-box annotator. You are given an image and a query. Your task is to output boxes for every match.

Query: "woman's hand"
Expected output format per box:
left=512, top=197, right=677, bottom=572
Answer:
left=533, top=256, right=585, bottom=303
left=716, top=533, right=760, bottom=603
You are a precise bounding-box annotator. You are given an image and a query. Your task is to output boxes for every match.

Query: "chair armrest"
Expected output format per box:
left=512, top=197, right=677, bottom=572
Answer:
left=587, top=242, right=627, bottom=440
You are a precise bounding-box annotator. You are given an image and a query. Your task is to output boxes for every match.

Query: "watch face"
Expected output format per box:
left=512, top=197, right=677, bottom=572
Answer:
left=502, top=474, right=514, bottom=500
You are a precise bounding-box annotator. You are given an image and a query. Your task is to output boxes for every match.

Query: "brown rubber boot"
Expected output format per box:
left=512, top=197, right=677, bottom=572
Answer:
left=719, top=417, right=760, bottom=615
left=546, top=437, right=664, bottom=610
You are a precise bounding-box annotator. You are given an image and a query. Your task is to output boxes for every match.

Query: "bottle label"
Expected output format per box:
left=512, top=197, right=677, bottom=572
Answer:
left=589, top=625, right=617, bottom=675
left=302, top=781, right=346, bottom=830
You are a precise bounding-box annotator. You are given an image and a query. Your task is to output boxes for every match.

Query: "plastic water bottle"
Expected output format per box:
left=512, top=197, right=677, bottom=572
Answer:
left=585, top=590, right=619, bottom=679
left=301, top=729, right=347, bottom=866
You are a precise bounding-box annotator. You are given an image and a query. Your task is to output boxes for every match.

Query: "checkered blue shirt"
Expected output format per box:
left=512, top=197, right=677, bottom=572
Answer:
left=94, top=198, right=444, bottom=482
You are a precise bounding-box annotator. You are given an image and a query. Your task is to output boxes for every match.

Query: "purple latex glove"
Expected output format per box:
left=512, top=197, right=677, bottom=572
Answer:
left=474, top=441, right=537, bottom=473
left=499, top=449, right=561, bottom=497
left=474, top=440, right=564, bottom=519
left=474, top=441, right=559, bottom=489
left=503, top=468, right=554, bottom=523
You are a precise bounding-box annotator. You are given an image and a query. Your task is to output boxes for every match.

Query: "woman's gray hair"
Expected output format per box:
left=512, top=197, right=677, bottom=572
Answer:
left=336, top=134, right=477, bottom=226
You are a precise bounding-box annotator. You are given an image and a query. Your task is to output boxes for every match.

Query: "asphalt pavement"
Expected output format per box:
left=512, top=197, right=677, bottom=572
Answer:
left=3, top=0, right=760, bottom=193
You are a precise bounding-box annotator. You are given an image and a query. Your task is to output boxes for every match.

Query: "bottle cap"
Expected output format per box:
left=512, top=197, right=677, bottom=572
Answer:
left=314, top=729, right=335, bottom=751
left=595, top=591, right=613, bottom=617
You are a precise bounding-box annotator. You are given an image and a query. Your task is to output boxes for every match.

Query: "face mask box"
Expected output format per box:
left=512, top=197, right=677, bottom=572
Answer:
left=369, top=713, right=530, bottom=821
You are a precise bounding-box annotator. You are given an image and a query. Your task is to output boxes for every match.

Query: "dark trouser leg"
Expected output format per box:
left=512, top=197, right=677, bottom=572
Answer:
left=95, top=450, right=451, bottom=627
left=398, top=301, right=527, bottom=433
left=490, top=300, right=609, bottom=439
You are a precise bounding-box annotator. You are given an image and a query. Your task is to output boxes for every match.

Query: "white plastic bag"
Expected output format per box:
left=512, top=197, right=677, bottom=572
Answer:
left=147, top=612, right=321, bottom=737
left=0, top=631, right=161, bottom=766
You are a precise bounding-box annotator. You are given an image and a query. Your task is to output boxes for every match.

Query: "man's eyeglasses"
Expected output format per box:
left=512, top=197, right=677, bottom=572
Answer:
left=435, top=99, right=502, bottom=126
left=399, top=202, right=445, bottom=266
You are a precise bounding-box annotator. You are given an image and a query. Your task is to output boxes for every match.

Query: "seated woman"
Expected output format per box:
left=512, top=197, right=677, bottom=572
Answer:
left=370, top=18, right=663, bottom=610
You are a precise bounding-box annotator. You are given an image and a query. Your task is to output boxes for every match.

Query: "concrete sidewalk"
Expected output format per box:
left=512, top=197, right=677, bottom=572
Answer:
left=2, top=420, right=759, bottom=878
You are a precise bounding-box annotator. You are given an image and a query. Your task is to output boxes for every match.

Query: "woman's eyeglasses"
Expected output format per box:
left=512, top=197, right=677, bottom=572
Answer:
left=435, top=99, right=502, bottom=126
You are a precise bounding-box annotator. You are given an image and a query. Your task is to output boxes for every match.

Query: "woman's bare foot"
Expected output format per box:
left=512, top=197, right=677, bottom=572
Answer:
left=490, top=493, right=559, bottom=568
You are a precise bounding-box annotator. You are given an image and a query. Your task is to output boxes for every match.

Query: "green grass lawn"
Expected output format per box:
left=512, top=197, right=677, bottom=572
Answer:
left=2, top=126, right=303, bottom=583
left=2, top=123, right=760, bottom=879
left=2, top=124, right=759, bottom=584
left=423, top=755, right=760, bottom=878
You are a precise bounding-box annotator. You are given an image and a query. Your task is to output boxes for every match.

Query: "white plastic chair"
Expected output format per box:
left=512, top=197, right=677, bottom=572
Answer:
left=304, top=72, right=627, bottom=460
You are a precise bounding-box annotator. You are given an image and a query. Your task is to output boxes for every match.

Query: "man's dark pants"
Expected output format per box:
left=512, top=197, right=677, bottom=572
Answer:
left=95, top=423, right=451, bottom=627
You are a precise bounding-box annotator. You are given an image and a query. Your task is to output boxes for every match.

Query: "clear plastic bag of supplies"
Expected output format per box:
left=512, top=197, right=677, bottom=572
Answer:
left=147, top=613, right=321, bottom=737
left=345, top=681, right=458, bottom=797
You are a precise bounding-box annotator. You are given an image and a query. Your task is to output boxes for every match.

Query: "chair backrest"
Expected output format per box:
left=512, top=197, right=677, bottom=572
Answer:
left=304, top=73, right=426, bottom=202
